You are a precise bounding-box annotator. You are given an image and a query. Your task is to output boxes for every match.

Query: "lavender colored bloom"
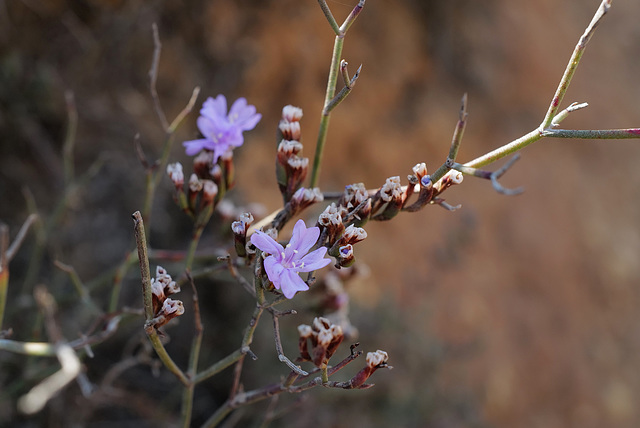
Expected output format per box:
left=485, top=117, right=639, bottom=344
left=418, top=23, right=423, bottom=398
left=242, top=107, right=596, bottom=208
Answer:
left=250, top=219, right=331, bottom=299
left=183, top=95, right=261, bottom=161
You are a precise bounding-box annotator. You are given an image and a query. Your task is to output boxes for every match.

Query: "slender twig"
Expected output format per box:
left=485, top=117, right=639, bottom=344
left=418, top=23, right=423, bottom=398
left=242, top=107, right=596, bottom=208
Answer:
left=54, top=260, right=102, bottom=314
left=268, top=308, right=308, bottom=376
left=324, top=63, right=362, bottom=114
left=194, top=348, right=245, bottom=384
left=149, top=23, right=169, bottom=132
left=62, top=90, right=78, bottom=187
left=169, top=87, right=201, bottom=133
left=452, top=154, right=523, bottom=195
left=181, top=273, right=203, bottom=427
left=6, top=214, right=38, bottom=263
left=133, top=211, right=189, bottom=386
left=462, top=0, right=619, bottom=171
left=542, top=128, right=640, bottom=139
left=540, top=0, right=612, bottom=130
left=220, top=255, right=256, bottom=297
left=17, top=286, right=82, bottom=414
left=430, top=94, right=469, bottom=184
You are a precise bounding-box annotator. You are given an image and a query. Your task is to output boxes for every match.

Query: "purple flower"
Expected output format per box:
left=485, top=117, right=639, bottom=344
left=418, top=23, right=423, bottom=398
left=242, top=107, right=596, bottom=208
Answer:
left=250, top=219, right=331, bottom=299
left=183, top=95, right=261, bottom=161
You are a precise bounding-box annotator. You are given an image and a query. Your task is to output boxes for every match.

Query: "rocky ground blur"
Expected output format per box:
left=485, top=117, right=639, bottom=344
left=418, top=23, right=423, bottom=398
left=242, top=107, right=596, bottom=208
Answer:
left=2, top=0, right=640, bottom=427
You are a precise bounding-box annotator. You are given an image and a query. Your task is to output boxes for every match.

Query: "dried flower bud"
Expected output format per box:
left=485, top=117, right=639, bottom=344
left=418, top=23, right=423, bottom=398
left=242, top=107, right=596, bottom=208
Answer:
left=162, top=298, right=185, bottom=317
left=297, top=324, right=313, bottom=361
left=277, top=140, right=303, bottom=159
left=335, top=244, right=355, bottom=268
left=151, top=280, right=165, bottom=315
left=167, top=163, right=184, bottom=188
left=276, top=139, right=308, bottom=202
left=349, top=349, right=390, bottom=389
left=371, top=176, right=405, bottom=220
left=380, top=176, right=403, bottom=202
left=433, top=170, right=464, bottom=195
left=209, top=164, right=222, bottom=185
left=298, top=324, right=313, bottom=338
left=279, top=121, right=301, bottom=141
left=282, top=105, right=303, bottom=122
left=220, top=150, right=235, bottom=190
left=194, top=150, right=215, bottom=179
left=296, top=317, right=345, bottom=367
left=188, top=174, right=203, bottom=193
left=201, top=180, right=218, bottom=205
left=313, top=316, right=332, bottom=332
left=412, top=162, right=428, bottom=179
left=232, top=212, right=254, bottom=258
left=339, top=183, right=368, bottom=209
left=341, top=224, right=367, bottom=245
left=318, top=203, right=345, bottom=245
left=289, top=187, right=323, bottom=214
left=366, top=350, right=389, bottom=368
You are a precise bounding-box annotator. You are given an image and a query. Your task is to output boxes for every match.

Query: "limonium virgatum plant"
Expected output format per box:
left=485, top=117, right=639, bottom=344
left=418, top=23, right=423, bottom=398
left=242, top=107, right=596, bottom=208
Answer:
left=1, top=0, right=639, bottom=426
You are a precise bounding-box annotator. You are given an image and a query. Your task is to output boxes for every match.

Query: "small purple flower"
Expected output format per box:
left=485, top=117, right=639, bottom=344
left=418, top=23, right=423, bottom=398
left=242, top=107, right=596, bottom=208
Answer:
left=250, top=219, right=331, bottom=299
left=183, top=95, right=261, bottom=161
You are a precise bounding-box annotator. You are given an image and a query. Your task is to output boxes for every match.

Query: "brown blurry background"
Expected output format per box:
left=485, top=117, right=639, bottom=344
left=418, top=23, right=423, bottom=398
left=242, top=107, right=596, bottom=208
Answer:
left=1, top=0, right=640, bottom=427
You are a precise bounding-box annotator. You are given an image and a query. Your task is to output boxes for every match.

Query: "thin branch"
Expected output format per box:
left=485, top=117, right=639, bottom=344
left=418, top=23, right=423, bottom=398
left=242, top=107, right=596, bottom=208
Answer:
left=430, top=93, right=469, bottom=183
left=168, top=86, right=201, bottom=133
left=181, top=272, right=204, bottom=427
left=542, top=128, right=640, bottom=139
left=149, top=23, right=170, bottom=132
left=62, top=90, right=78, bottom=186
left=17, top=286, right=81, bottom=414
left=268, top=308, right=308, bottom=376
left=133, top=211, right=189, bottom=386
left=540, top=0, right=612, bottom=130
left=6, top=214, right=38, bottom=262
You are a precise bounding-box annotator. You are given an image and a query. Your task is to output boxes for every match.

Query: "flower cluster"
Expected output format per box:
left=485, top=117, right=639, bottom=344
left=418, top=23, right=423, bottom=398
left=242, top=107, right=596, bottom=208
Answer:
left=183, top=95, right=261, bottom=161
left=297, top=317, right=345, bottom=368
left=250, top=219, right=331, bottom=299
left=149, top=266, right=184, bottom=328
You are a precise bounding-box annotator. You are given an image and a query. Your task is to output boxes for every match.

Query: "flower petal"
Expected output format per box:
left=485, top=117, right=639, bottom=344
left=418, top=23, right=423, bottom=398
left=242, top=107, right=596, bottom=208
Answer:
left=196, top=116, right=217, bottom=139
left=296, top=247, right=331, bottom=272
left=201, top=95, right=227, bottom=118
left=264, top=256, right=285, bottom=289
left=250, top=231, right=284, bottom=258
left=183, top=139, right=211, bottom=156
left=290, top=220, right=320, bottom=255
left=279, top=269, right=309, bottom=299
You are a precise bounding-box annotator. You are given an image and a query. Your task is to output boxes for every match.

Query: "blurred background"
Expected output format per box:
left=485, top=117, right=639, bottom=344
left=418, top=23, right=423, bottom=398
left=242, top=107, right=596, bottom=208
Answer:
left=1, top=0, right=640, bottom=427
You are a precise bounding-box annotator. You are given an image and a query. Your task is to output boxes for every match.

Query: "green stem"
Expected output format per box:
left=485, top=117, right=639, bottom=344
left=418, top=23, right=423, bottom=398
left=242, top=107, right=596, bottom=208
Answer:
left=310, top=35, right=344, bottom=188
left=540, top=0, right=611, bottom=130
left=194, top=349, right=244, bottom=384
left=133, top=211, right=190, bottom=386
